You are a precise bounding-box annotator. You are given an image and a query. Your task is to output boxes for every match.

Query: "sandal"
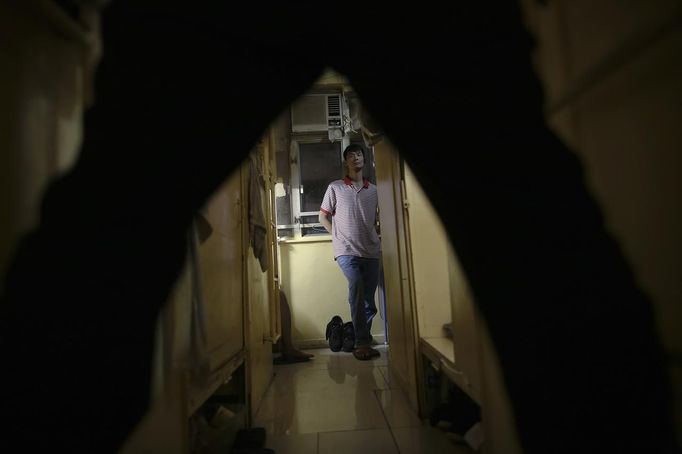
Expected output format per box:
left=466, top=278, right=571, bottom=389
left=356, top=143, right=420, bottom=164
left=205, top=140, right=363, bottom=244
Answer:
left=352, top=346, right=380, bottom=361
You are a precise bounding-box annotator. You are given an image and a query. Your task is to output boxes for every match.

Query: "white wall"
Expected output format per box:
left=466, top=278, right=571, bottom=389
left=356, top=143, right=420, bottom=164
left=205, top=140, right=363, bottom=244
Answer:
left=278, top=238, right=385, bottom=348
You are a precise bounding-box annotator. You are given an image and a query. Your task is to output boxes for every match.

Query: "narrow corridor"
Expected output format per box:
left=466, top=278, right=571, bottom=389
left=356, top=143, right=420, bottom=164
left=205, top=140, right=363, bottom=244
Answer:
left=255, top=346, right=474, bottom=454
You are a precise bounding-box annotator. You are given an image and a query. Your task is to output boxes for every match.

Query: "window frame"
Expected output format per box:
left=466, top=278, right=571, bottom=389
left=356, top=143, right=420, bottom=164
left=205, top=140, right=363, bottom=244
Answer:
left=279, top=134, right=350, bottom=238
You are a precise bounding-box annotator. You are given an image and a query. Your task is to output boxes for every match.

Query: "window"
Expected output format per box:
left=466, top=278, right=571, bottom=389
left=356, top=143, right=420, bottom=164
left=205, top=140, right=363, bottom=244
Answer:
left=299, top=142, right=343, bottom=212
left=275, top=146, right=295, bottom=238
left=275, top=137, right=375, bottom=239
left=298, top=141, right=343, bottom=236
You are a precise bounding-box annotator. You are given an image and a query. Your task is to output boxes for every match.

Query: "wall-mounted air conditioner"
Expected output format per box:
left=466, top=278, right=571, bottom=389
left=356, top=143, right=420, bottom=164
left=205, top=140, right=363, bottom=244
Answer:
left=290, top=93, right=343, bottom=133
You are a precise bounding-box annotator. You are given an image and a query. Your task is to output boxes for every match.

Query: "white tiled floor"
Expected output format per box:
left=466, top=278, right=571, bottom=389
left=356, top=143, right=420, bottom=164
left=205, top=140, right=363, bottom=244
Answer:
left=254, top=346, right=475, bottom=454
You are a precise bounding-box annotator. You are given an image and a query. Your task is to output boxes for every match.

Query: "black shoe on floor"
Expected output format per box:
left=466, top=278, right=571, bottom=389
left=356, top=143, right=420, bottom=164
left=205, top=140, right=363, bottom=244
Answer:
left=326, top=315, right=344, bottom=352
left=342, top=321, right=355, bottom=352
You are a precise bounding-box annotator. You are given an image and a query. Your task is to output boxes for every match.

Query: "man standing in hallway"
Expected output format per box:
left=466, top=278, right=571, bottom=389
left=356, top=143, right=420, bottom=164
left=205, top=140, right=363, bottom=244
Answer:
left=319, top=144, right=381, bottom=361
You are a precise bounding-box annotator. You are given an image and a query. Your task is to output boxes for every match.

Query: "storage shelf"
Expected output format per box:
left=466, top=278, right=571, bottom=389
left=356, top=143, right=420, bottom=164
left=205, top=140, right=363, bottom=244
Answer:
left=420, top=336, right=455, bottom=365
left=419, top=336, right=480, bottom=404
left=188, top=349, right=246, bottom=415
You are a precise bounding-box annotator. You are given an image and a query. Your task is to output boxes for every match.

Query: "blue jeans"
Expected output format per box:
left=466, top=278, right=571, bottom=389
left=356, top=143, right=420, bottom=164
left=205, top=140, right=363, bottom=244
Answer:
left=336, top=255, right=380, bottom=347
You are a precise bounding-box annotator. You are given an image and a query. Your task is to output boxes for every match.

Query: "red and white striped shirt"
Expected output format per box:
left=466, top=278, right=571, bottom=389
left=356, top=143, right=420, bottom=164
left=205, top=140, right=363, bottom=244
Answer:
left=321, top=177, right=381, bottom=259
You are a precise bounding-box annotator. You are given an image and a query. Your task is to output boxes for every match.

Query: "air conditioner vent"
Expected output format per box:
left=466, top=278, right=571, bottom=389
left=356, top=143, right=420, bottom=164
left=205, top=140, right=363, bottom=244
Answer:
left=327, top=95, right=341, bottom=117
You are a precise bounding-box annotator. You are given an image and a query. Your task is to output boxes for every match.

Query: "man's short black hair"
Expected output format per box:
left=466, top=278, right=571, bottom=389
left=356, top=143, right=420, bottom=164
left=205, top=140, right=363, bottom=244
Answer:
left=343, top=143, right=365, bottom=160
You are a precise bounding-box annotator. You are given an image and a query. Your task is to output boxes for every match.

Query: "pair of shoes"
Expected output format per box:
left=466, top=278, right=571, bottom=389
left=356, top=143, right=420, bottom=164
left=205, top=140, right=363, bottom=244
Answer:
left=326, top=315, right=344, bottom=352
left=326, top=316, right=357, bottom=352
left=352, top=346, right=381, bottom=361
left=342, top=322, right=355, bottom=352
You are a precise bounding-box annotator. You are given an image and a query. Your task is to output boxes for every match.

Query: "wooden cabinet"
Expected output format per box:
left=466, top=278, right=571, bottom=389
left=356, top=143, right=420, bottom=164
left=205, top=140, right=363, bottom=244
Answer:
left=376, top=141, right=521, bottom=453
left=374, top=140, right=420, bottom=409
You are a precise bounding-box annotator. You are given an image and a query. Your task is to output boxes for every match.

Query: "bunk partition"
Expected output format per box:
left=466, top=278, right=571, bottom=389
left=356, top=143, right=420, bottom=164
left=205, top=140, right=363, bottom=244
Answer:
left=375, top=139, right=522, bottom=453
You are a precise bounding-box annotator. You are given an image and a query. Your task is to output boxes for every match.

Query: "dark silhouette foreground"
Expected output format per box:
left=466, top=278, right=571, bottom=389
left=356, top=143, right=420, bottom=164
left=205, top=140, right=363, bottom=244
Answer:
left=0, top=2, right=675, bottom=453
